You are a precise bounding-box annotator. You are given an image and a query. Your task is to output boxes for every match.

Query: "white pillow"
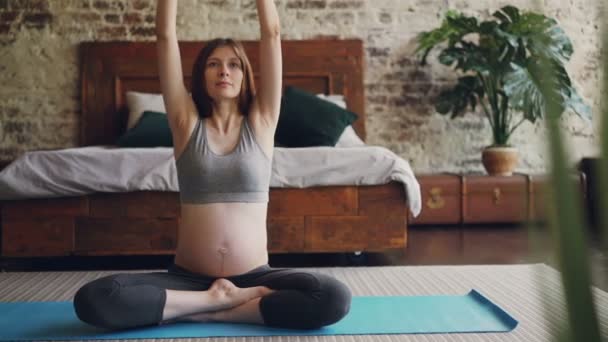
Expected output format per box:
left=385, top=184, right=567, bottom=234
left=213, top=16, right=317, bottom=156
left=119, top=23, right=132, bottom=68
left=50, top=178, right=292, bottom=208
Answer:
left=335, top=126, right=366, bottom=147
left=316, top=94, right=365, bottom=147
left=125, top=91, right=166, bottom=130
left=316, top=94, right=347, bottom=109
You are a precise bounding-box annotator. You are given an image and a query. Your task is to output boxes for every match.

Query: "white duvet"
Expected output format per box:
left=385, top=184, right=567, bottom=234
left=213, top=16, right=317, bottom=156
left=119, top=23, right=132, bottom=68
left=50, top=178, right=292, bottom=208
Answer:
left=0, top=146, right=421, bottom=217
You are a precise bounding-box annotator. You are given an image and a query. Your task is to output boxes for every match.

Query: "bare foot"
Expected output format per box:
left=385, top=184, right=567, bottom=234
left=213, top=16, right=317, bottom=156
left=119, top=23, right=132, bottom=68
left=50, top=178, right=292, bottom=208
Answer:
left=179, top=311, right=214, bottom=323
left=179, top=282, right=274, bottom=324
left=183, top=297, right=268, bottom=324
left=206, top=278, right=274, bottom=312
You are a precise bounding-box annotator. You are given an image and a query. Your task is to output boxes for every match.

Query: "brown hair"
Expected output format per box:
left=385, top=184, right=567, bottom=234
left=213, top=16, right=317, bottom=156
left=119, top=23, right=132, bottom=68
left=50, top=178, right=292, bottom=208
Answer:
left=191, top=38, right=256, bottom=118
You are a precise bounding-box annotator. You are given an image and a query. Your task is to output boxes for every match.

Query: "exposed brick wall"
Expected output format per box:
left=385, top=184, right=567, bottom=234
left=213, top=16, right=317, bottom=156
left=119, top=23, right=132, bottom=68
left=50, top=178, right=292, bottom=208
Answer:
left=0, top=0, right=603, bottom=173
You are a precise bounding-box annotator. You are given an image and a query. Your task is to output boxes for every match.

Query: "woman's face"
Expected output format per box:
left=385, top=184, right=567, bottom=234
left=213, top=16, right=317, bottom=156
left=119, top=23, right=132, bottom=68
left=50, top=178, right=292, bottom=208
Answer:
left=204, top=46, right=244, bottom=102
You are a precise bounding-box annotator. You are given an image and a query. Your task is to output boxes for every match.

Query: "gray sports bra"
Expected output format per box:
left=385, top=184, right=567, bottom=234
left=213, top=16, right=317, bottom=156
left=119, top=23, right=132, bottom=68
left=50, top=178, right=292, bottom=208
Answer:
left=175, top=117, right=272, bottom=204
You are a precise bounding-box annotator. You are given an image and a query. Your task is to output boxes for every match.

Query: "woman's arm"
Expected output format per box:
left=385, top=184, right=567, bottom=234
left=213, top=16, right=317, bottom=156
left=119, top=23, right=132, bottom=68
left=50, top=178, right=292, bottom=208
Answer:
left=255, top=0, right=282, bottom=127
left=156, top=0, right=191, bottom=127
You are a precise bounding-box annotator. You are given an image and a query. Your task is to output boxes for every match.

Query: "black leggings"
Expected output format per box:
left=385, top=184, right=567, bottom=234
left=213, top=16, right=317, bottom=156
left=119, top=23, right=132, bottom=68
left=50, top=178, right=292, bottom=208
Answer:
left=73, top=263, right=352, bottom=331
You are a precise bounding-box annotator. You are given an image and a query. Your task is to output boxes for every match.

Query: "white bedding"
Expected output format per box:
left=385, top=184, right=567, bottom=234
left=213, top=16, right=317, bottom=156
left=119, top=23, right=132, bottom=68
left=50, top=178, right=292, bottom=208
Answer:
left=0, top=146, right=421, bottom=216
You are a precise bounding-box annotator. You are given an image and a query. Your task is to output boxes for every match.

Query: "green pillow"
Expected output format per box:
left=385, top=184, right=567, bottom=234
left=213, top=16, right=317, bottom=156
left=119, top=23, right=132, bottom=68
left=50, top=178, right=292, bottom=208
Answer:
left=116, top=111, right=173, bottom=147
left=276, top=86, right=358, bottom=147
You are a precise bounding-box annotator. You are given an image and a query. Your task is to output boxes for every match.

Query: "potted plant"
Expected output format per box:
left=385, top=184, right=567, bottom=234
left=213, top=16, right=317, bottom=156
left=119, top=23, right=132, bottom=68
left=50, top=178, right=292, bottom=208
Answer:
left=415, top=5, right=591, bottom=175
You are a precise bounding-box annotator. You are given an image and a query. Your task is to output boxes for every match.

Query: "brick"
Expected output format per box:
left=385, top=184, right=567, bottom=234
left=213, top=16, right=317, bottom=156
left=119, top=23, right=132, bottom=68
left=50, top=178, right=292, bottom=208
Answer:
left=241, top=0, right=255, bottom=10
left=207, top=0, right=225, bottom=6
left=59, top=0, right=91, bottom=10
left=392, top=57, right=416, bottom=68
left=329, top=1, right=363, bottom=9
left=76, top=0, right=90, bottom=10
left=22, top=12, right=51, bottom=27
left=76, top=12, right=101, bottom=22
left=15, top=134, right=27, bottom=143
left=388, top=96, right=407, bottom=107
left=388, top=95, right=429, bottom=108
left=9, top=0, right=49, bottom=11
left=402, top=82, right=433, bottom=94
left=312, top=34, right=340, bottom=40
left=366, top=83, right=398, bottom=94
left=408, top=69, right=431, bottom=82
left=129, top=26, right=154, bottom=37
left=0, top=146, right=20, bottom=159
left=368, top=95, right=388, bottom=105
left=98, top=25, right=126, bottom=37
left=286, top=0, right=326, bottom=10
left=130, top=0, right=148, bottom=11
left=104, top=13, right=119, bottom=23
left=92, top=0, right=109, bottom=10
left=93, top=0, right=124, bottom=11
left=323, top=12, right=354, bottom=25
left=379, top=11, right=392, bottom=24
left=122, top=12, right=141, bottom=25
left=367, top=47, right=389, bottom=57
left=383, top=70, right=407, bottom=81
left=3, top=121, right=34, bottom=134
left=243, top=11, right=257, bottom=22
left=400, top=95, right=424, bottom=107
left=1, top=11, right=19, bottom=22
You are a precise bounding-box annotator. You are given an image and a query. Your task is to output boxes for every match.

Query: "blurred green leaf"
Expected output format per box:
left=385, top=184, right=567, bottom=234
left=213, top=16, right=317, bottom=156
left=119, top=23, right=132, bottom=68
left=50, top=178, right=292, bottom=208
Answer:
left=541, top=37, right=602, bottom=342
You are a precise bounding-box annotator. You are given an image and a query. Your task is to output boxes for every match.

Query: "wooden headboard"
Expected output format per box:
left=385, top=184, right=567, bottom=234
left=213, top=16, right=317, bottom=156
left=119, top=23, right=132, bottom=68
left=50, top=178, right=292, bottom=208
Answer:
left=80, top=40, right=366, bottom=146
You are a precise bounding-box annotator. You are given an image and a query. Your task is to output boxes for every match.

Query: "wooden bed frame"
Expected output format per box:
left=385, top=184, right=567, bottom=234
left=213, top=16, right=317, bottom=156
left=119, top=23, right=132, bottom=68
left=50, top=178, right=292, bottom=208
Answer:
left=0, top=39, right=409, bottom=258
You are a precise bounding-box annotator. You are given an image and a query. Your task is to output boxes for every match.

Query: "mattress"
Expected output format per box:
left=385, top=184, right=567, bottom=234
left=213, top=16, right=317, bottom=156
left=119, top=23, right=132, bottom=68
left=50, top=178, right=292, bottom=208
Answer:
left=0, top=145, right=421, bottom=216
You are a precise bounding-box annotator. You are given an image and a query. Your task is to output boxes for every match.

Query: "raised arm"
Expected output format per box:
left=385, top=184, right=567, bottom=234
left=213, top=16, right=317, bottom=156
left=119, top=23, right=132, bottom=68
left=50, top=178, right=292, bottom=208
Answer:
left=255, top=0, right=282, bottom=127
left=156, top=0, right=192, bottom=126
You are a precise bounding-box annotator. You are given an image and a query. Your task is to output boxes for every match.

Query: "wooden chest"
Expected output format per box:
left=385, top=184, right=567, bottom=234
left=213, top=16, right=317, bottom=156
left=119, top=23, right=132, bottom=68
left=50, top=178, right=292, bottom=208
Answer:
left=409, top=174, right=462, bottom=225
left=462, top=174, right=528, bottom=223
left=526, top=173, right=586, bottom=222
left=409, top=173, right=586, bottom=225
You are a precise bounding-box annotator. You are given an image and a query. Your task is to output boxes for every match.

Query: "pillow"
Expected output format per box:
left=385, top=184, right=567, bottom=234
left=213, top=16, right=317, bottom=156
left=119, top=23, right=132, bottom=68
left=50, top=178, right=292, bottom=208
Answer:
left=125, top=91, right=167, bottom=130
left=276, top=86, right=358, bottom=147
left=116, top=111, right=173, bottom=147
left=335, top=126, right=366, bottom=147
left=316, top=94, right=347, bottom=109
left=316, top=94, right=365, bottom=147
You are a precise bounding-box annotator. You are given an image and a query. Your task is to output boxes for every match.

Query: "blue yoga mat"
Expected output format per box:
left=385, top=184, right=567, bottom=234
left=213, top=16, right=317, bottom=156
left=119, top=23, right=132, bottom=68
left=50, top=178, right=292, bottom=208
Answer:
left=0, top=290, right=517, bottom=340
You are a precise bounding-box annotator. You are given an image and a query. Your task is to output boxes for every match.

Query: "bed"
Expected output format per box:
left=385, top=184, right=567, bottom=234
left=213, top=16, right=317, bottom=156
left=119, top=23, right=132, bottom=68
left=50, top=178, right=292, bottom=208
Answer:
left=0, top=39, right=420, bottom=258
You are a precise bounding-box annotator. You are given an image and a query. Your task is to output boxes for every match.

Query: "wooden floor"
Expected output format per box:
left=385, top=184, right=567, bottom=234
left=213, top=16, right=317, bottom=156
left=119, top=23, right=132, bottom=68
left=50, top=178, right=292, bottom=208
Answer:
left=2, top=223, right=606, bottom=291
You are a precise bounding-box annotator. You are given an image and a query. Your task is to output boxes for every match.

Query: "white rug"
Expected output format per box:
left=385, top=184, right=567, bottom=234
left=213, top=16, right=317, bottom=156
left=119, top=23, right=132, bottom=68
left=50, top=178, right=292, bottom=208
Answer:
left=1, top=264, right=607, bottom=342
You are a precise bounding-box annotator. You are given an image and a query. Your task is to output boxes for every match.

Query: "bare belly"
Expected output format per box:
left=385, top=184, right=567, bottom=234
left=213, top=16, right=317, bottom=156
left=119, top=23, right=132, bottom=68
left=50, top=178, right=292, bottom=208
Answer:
left=174, top=202, right=269, bottom=277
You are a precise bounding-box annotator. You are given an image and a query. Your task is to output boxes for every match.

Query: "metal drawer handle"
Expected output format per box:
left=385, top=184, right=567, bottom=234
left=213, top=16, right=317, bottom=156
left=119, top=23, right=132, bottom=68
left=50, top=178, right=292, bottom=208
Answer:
left=493, top=188, right=501, bottom=204
left=427, top=187, right=445, bottom=209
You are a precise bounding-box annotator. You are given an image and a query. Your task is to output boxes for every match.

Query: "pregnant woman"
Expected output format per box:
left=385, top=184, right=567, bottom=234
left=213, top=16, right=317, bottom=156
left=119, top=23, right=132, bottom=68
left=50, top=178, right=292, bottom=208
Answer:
left=72, top=0, right=352, bottom=331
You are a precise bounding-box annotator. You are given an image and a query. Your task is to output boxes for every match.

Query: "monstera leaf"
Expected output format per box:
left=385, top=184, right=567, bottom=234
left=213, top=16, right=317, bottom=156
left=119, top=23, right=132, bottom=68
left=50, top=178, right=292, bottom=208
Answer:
left=497, top=6, right=573, bottom=63
left=438, top=42, right=492, bottom=73
left=416, top=10, right=480, bottom=65
left=435, top=76, right=484, bottom=118
left=504, top=60, right=591, bottom=123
